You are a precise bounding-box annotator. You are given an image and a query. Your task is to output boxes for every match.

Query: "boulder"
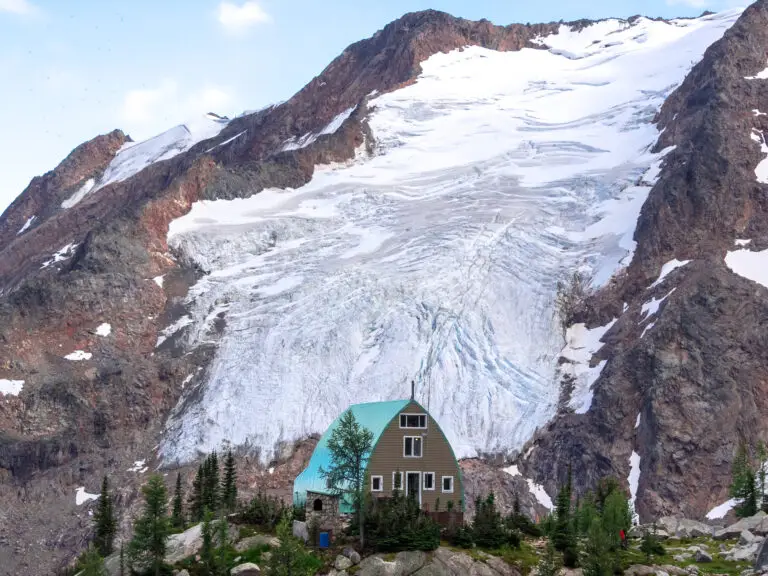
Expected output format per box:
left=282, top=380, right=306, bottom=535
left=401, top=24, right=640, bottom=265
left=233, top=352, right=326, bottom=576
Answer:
left=235, top=534, right=280, bottom=552
left=342, top=547, right=362, bottom=565
left=357, top=555, right=397, bottom=576
left=165, top=523, right=203, bottom=564
left=741, top=531, right=758, bottom=546
left=694, top=549, right=712, bottom=563
left=756, top=538, right=768, bottom=571
left=659, top=565, right=689, bottom=576
left=395, top=551, right=429, bottom=574
left=293, top=520, right=309, bottom=543
left=678, top=519, right=714, bottom=538
left=717, top=514, right=768, bottom=541
left=631, top=525, right=671, bottom=540
left=624, top=565, right=656, bottom=576
left=674, top=555, right=690, bottom=563
left=726, top=543, right=761, bottom=562
left=231, top=563, right=261, bottom=576
left=335, top=555, right=354, bottom=571
left=174, top=571, right=191, bottom=576
left=685, top=567, right=698, bottom=576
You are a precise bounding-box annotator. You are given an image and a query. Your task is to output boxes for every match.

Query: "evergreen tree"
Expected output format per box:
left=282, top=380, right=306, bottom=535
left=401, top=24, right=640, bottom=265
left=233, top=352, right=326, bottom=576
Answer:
left=93, top=475, right=117, bottom=557
left=758, top=441, right=767, bottom=513
left=582, top=520, right=611, bottom=576
left=128, top=474, right=171, bottom=576
left=119, top=544, right=125, bottom=576
left=190, top=464, right=204, bottom=522
left=473, top=493, right=508, bottom=549
left=576, top=492, right=599, bottom=535
left=268, top=514, right=316, bottom=576
left=538, top=540, right=563, bottom=576
left=222, top=449, right=238, bottom=513
left=640, top=524, right=665, bottom=561
left=601, top=490, right=632, bottom=551
left=731, top=443, right=758, bottom=518
left=202, top=451, right=220, bottom=513
left=200, top=509, right=217, bottom=576
left=320, top=410, right=374, bottom=548
left=172, top=473, right=185, bottom=529
left=79, top=545, right=107, bottom=576
left=553, top=466, right=578, bottom=567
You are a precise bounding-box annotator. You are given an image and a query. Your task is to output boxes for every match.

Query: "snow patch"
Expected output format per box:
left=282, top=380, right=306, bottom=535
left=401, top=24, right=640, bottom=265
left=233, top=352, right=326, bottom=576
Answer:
left=75, top=487, right=99, bottom=505
left=725, top=248, right=768, bottom=288
left=95, top=323, right=112, bottom=337
left=64, top=350, right=92, bottom=361
left=153, top=275, right=165, bottom=288
left=95, top=116, right=228, bottom=192
left=17, top=215, right=36, bottom=235
left=205, top=130, right=247, bottom=153
left=62, top=178, right=95, bottom=209
left=640, top=322, right=655, bottom=339
left=649, top=259, right=690, bottom=288
left=635, top=413, right=641, bottom=429
left=281, top=106, right=356, bottom=151
left=268, top=467, right=274, bottom=475
left=0, top=379, right=24, bottom=396
left=561, top=319, right=616, bottom=414
left=41, top=243, right=78, bottom=269
left=641, top=288, right=676, bottom=319
left=706, top=498, right=738, bottom=520
left=745, top=64, right=768, bottom=80
left=750, top=128, right=768, bottom=184
left=628, top=451, right=641, bottom=523
left=182, top=374, right=193, bottom=388
left=127, top=460, right=148, bottom=473
left=735, top=239, right=752, bottom=246
left=156, top=315, right=194, bottom=347
left=503, top=465, right=554, bottom=510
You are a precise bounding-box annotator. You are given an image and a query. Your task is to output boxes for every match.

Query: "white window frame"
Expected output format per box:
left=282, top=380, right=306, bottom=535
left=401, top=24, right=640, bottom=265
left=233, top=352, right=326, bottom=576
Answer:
left=371, top=475, right=383, bottom=492
left=399, top=413, right=428, bottom=429
left=423, top=471, right=435, bottom=491
left=406, top=470, right=422, bottom=506
left=403, top=435, right=423, bottom=458
left=392, top=471, right=404, bottom=491
left=441, top=475, right=454, bottom=494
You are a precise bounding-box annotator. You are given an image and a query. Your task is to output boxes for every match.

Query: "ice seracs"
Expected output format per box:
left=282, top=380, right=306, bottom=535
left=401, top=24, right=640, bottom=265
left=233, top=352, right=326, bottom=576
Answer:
left=159, top=9, right=742, bottom=464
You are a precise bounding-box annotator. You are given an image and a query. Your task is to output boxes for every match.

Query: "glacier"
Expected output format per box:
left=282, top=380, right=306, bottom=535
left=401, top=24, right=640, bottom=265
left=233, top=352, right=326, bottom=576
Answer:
left=159, top=10, right=741, bottom=464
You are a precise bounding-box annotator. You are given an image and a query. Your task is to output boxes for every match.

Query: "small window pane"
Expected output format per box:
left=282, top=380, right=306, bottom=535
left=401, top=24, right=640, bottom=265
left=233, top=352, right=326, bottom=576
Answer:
left=419, top=415, right=426, bottom=427
left=442, top=476, right=453, bottom=492
left=424, top=473, right=434, bottom=490
left=372, top=476, right=382, bottom=491
left=413, top=437, right=422, bottom=457
left=404, top=437, right=412, bottom=456
left=400, top=414, right=407, bottom=427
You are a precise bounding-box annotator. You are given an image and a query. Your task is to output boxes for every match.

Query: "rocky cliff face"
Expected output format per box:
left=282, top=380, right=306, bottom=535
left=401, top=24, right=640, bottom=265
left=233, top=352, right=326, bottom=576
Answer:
left=522, top=0, right=768, bottom=521
left=1, top=4, right=767, bottom=574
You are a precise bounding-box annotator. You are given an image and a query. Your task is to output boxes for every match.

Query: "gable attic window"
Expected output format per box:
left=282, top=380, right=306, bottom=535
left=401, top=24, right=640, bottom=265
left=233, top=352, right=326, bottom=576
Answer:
left=403, top=436, right=423, bottom=457
left=400, top=413, right=427, bottom=429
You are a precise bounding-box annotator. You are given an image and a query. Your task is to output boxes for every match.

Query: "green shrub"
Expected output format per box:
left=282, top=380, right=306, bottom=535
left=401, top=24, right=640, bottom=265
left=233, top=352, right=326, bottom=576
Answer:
left=363, top=490, right=440, bottom=552
left=237, top=490, right=288, bottom=530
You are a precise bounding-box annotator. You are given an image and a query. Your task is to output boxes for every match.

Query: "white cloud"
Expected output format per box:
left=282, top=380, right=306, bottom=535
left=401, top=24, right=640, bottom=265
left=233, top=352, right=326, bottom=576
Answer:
left=217, top=1, right=272, bottom=34
left=0, top=0, right=39, bottom=15
left=120, top=80, right=234, bottom=139
left=665, top=0, right=710, bottom=7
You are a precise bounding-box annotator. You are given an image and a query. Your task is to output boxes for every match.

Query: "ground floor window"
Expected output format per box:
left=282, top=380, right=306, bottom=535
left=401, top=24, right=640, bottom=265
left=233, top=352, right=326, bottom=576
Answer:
left=442, top=476, right=454, bottom=493
left=393, top=471, right=403, bottom=491
left=423, top=472, right=435, bottom=490
left=371, top=475, right=383, bottom=492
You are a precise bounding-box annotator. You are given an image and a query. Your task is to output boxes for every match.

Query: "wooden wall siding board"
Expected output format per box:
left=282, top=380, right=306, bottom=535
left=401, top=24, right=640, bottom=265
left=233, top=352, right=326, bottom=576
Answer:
left=366, top=400, right=464, bottom=511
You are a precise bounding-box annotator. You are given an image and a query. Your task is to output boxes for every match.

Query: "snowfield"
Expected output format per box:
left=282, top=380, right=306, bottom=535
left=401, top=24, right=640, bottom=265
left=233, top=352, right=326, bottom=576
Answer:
left=159, top=10, right=741, bottom=464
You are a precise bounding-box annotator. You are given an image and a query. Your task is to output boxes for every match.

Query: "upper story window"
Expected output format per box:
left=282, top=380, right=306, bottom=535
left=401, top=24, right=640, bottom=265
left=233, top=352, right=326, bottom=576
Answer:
left=403, top=436, right=423, bottom=457
left=400, top=413, right=427, bottom=429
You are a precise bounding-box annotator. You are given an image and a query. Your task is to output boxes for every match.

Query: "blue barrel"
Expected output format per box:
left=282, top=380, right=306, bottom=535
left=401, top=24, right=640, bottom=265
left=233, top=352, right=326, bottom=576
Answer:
left=319, top=531, right=330, bottom=548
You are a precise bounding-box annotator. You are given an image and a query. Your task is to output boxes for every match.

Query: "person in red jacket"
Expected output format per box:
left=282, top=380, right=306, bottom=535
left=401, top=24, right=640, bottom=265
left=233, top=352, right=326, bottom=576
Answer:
left=620, top=528, right=628, bottom=549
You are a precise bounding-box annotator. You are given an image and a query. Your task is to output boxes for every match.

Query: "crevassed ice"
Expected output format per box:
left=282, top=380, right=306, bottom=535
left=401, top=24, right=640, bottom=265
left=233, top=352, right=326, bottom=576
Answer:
left=160, top=10, right=741, bottom=464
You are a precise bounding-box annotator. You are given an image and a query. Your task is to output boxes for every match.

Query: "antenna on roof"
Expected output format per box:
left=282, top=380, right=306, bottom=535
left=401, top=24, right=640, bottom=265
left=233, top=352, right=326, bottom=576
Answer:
left=411, top=380, right=415, bottom=401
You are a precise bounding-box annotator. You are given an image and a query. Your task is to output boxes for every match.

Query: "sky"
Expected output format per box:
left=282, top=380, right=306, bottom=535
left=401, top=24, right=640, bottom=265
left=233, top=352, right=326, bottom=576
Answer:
left=0, top=0, right=745, bottom=213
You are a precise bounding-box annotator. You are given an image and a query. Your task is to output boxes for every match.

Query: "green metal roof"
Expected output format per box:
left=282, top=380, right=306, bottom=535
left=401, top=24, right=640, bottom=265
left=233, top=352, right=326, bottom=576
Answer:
left=293, top=399, right=411, bottom=514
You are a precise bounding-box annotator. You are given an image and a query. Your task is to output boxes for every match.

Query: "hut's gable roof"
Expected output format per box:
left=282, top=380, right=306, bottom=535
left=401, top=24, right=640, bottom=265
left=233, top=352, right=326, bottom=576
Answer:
left=293, top=399, right=411, bottom=509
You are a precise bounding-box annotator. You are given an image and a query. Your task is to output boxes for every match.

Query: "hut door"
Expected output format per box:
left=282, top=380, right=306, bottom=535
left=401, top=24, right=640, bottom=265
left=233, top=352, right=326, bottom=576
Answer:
left=406, top=472, right=421, bottom=506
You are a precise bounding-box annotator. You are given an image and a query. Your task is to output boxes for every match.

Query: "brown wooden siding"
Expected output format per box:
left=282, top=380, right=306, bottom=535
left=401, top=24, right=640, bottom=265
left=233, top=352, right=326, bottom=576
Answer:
left=366, top=400, right=463, bottom=512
